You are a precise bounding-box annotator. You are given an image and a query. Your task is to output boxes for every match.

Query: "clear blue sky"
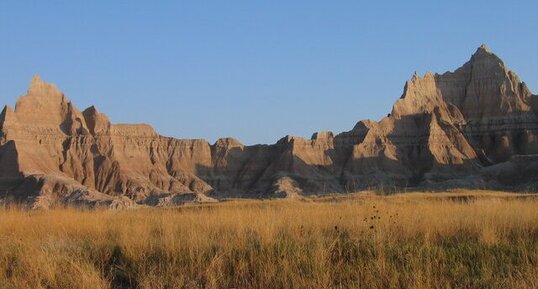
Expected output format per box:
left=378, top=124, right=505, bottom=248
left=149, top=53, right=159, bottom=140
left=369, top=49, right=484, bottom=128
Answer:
left=0, top=1, right=537, bottom=144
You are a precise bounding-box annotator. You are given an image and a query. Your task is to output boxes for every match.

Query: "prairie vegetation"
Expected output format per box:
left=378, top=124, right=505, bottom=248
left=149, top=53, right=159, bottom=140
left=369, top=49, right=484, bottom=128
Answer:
left=0, top=191, right=537, bottom=289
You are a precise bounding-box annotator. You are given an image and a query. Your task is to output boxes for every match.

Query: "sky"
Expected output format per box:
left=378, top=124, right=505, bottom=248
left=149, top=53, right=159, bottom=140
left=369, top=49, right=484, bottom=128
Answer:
left=0, top=1, right=537, bottom=145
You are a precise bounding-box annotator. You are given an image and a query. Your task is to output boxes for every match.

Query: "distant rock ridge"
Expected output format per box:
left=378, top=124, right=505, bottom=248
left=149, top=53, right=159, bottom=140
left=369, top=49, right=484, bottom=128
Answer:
left=1, top=45, right=537, bottom=208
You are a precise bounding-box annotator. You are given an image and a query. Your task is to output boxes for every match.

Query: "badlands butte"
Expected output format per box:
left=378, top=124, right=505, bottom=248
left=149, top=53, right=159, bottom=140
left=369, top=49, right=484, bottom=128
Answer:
left=1, top=45, right=538, bottom=208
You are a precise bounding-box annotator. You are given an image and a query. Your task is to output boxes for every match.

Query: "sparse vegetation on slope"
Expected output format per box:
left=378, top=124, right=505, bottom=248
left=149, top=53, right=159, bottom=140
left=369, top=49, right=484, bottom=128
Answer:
left=1, top=191, right=537, bottom=289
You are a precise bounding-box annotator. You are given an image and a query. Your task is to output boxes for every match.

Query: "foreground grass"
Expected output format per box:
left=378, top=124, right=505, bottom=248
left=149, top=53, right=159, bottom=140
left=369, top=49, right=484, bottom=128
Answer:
left=0, top=191, right=537, bottom=289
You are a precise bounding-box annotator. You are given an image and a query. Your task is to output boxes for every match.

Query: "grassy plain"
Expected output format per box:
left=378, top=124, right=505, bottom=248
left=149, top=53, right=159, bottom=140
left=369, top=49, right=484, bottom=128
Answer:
left=0, top=190, right=537, bottom=289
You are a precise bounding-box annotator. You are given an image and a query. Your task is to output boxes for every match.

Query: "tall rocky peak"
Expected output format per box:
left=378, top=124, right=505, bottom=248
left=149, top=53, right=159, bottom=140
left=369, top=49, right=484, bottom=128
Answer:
left=27, top=75, right=63, bottom=97
left=465, top=43, right=505, bottom=74
left=440, top=44, right=532, bottom=119
left=392, top=72, right=447, bottom=118
left=17, top=75, right=66, bottom=113
left=473, top=43, right=495, bottom=59
left=392, top=44, right=534, bottom=121
left=10, top=75, right=90, bottom=135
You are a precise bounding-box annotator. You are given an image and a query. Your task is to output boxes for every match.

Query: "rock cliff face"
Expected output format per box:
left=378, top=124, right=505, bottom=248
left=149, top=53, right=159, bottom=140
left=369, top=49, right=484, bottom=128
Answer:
left=1, top=45, right=537, bottom=208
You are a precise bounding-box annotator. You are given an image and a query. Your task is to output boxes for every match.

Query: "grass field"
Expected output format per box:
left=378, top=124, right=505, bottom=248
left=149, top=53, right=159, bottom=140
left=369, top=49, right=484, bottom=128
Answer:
left=1, top=191, right=537, bottom=289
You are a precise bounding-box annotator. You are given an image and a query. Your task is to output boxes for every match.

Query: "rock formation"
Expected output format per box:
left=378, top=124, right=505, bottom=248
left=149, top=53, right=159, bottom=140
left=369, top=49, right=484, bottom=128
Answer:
left=0, top=45, right=537, bottom=208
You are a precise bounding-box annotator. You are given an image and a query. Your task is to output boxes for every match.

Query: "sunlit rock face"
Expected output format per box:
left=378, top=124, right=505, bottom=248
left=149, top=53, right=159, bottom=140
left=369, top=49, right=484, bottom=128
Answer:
left=1, top=45, right=537, bottom=208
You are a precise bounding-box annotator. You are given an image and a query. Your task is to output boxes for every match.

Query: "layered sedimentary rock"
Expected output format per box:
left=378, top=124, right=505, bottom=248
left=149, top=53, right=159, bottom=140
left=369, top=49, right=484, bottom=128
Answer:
left=0, top=45, right=537, bottom=208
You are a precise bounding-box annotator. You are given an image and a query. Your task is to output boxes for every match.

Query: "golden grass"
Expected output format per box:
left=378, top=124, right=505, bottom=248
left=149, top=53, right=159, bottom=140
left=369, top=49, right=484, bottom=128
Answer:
left=1, top=191, right=537, bottom=289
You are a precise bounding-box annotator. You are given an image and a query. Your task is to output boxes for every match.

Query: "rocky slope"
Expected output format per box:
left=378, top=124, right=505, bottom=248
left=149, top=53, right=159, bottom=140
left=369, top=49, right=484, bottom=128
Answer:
left=1, top=45, right=537, bottom=208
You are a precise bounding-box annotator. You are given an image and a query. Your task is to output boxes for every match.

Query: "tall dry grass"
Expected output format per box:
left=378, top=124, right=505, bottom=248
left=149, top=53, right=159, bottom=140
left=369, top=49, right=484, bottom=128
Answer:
left=0, top=191, right=537, bottom=289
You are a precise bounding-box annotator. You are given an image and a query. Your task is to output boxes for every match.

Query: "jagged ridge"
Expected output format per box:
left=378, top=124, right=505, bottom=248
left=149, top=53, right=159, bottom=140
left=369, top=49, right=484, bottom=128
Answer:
left=1, top=45, right=537, bottom=208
